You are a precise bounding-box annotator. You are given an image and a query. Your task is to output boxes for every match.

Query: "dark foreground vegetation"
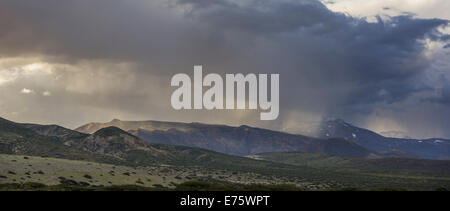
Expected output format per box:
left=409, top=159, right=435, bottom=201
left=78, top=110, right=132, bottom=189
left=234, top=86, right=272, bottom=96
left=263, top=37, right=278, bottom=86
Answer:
left=2, top=181, right=447, bottom=191
left=0, top=181, right=302, bottom=191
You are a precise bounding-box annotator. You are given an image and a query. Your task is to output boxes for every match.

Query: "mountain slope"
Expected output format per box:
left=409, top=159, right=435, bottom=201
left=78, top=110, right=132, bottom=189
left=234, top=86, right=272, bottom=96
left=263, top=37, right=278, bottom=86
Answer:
left=0, top=117, right=123, bottom=164
left=75, top=119, right=194, bottom=134
left=317, top=119, right=450, bottom=159
left=0, top=119, right=185, bottom=166
left=21, top=123, right=88, bottom=141
left=299, top=138, right=377, bottom=158
left=70, top=126, right=178, bottom=165
left=248, top=151, right=450, bottom=177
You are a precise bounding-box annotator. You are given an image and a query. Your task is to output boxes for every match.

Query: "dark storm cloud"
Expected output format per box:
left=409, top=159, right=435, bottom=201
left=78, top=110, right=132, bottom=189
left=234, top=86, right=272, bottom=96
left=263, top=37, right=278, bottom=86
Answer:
left=0, top=0, right=449, bottom=137
left=424, top=83, right=450, bottom=104
left=172, top=0, right=449, bottom=117
left=178, top=0, right=336, bottom=33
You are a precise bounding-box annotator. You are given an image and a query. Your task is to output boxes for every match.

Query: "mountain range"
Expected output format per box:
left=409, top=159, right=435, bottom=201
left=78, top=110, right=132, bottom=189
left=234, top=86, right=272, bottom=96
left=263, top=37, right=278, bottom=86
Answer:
left=76, top=118, right=450, bottom=159
left=2, top=116, right=450, bottom=190
left=317, top=119, right=450, bottom=159
left=76, top=119, right=383, bottom=158
left=1, top=116, right=330, bottom=170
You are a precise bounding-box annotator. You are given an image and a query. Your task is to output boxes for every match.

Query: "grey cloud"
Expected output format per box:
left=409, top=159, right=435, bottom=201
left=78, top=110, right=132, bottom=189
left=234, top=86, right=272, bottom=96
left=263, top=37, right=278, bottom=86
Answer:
left=0, top=0, right=449, bottom=138
left=178, top=0, right=336, bottom=34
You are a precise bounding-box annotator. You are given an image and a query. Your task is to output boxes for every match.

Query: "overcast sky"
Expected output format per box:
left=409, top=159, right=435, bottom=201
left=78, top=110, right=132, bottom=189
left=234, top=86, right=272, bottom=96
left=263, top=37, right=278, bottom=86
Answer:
left=0, top=0, right=449, bottom=139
